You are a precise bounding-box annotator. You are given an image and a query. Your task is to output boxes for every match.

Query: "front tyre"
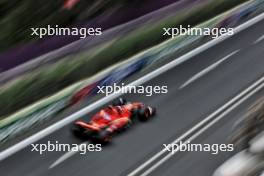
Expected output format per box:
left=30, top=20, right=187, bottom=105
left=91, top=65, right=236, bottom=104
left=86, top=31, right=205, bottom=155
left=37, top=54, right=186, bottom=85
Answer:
left=138, top=107, right=156, bottom=121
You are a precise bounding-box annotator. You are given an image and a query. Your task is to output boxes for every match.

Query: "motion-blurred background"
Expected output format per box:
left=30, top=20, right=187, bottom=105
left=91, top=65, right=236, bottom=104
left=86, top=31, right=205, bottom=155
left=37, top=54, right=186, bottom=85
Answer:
left=1, top=1, right=264, bottom=169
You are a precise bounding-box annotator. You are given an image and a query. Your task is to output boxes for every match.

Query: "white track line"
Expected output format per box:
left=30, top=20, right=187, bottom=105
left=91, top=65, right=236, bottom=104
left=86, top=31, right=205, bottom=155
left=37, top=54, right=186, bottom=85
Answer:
left=1, top=12, right=264, bottom=162
left=128, top=75, right=264, bottom=176
left=254, top=34, right=264, bottom=44
left=140, top=80, right=264, bottom=176
left=179, top=49, right=240, bottom=89
left=49, top=142, right=89, bottom=169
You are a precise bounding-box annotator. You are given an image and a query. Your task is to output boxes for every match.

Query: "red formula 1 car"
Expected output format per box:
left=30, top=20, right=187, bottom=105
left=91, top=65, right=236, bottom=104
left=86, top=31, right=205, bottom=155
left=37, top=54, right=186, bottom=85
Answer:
left=72, top=98, right=156, bottom=143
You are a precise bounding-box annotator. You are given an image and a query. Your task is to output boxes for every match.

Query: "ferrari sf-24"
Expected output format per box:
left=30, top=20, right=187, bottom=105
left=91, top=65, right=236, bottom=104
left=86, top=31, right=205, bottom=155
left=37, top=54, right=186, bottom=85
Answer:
left=72, top=98, right=156, bottom=143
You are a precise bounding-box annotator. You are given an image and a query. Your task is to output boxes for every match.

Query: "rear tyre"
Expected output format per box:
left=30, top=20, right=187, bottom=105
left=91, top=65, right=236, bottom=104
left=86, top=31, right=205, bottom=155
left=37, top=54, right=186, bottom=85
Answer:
left=72, top=124, right=84, bottom=136
left=96, top=130, right=113, bottom=144
left=71, top=124, right=92, bottom=139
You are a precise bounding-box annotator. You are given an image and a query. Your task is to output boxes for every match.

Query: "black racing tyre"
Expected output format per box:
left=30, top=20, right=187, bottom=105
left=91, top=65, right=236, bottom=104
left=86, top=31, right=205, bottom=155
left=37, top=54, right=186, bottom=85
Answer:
left=148, top=106, right=156, bottom=116
left=138, top=108, right=150, bottom=121
left=71, top=124, right=92, bottom=138
left=113, top=98, right=127, bottom=106
left=96, top=130, right=113, bottom=144
left=72, top=124, right=84, bottom=136
left=138, top=106, right=156, bottom=121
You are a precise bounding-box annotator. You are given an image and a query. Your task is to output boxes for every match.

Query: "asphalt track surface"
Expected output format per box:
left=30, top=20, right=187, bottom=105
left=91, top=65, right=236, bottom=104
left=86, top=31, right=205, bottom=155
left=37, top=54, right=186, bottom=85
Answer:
left=1, top=18, right=264, bottom=176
